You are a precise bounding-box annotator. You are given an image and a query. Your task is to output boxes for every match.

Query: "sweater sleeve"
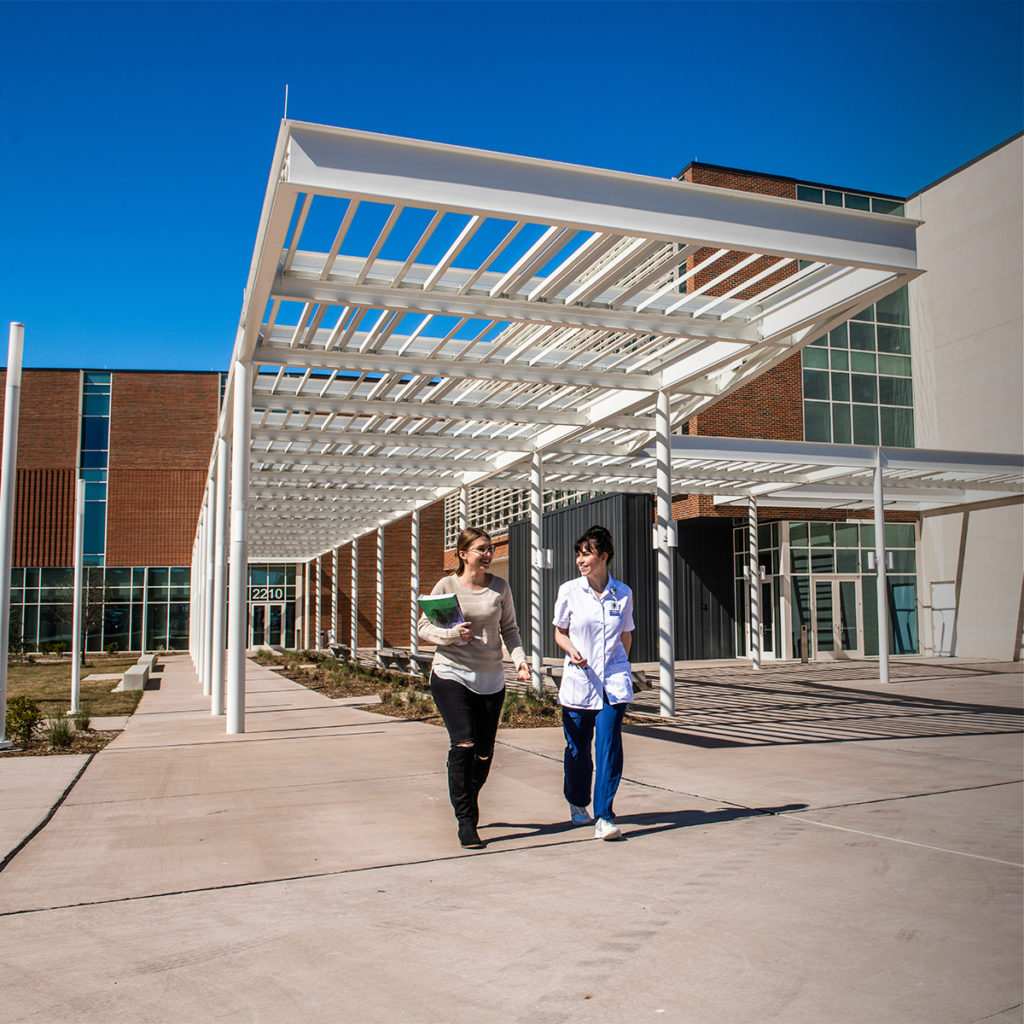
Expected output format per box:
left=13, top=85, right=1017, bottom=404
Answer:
left=417, top=576, right=465, bottom=646
left=498, top=581, right=527, bottom=669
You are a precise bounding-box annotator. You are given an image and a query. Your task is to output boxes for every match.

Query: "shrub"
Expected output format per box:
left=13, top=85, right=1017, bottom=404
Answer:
left=46, top=710, right=75, bottom=749
left=6, top=696, right=43, bottom=744
left=105, top=641, right=120, bottom=656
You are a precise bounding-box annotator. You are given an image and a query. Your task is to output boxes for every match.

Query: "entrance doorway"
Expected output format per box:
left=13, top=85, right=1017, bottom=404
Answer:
left=249, top=603, right=285, bottom=648
left=812, top=576, right=863, bottom=658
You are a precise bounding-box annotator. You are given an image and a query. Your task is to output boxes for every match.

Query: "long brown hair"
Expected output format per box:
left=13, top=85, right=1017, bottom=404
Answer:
left=454, top=526, right=492, bottom=576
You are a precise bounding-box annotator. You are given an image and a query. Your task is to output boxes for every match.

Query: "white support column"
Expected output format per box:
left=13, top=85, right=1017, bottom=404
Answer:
left=458, top=486, right=468, bottom=533
left=748, top=497, right=761, bottom=670
left=530, top=450, right=544, bottom=696
left=874, top=449, right=890, bottom=684
left=375, top=528, right=384, bottom=663
left=195, top=506, right=206, bottom=684
left=226, top=360, right=250, bottom=735
left=350, top=538, right=359, bottom=653
left=410, top=511, right=420, bottom=655
left=211, top=436, right=228, bottom=716
left=294, top=564, right=303, bottom=649
left=315, top=555, right=322, bottom=650
left=0, top=324, right=23, bottom=746
left=301, top=561, right=309, bottom=651
left=202, top=484, right=216, bottom=696
left=70, top=478, right=85, bottom=714
left=332, top=547, right=339, bottom=644
left=655, top=391, right=675, bottom=718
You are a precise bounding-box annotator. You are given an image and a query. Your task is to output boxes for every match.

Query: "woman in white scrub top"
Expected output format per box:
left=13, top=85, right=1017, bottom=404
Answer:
left=553, top=525, right=634, bottom=841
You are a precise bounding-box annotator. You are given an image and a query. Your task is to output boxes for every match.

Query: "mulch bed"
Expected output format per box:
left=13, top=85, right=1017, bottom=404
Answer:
left=0, top=731, right=120, bottom=757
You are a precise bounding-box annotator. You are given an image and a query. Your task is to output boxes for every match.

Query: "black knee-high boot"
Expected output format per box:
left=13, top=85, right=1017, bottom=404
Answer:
left=447, top=746, right=482, bottom=848
left=470, top=753, right=493, bottom=827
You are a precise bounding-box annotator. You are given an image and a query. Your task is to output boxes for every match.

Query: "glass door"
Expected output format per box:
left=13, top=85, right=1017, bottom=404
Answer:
left=812, top=576, right=863, bottom=658
left=249, top=604, right=267, bottom=648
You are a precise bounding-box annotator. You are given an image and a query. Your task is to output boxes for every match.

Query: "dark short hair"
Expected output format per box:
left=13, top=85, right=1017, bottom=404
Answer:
left=574, top=525, right=614, bottom=563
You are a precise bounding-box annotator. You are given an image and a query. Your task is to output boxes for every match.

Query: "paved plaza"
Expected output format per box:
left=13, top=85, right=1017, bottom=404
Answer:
left=0, top=654, right=1020, bottom=1023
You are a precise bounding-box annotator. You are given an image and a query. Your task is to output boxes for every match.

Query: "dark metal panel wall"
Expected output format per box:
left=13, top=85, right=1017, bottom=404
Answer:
left=509, top=497, right=736, bottom=662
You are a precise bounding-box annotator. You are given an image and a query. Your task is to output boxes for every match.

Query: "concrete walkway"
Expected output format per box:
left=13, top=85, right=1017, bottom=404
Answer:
left=0, top=654, right=1020, bottom=1023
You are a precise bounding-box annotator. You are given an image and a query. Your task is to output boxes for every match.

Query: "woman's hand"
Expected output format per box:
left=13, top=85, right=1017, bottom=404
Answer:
left=515, top=663, right=532, bottom=682
left=567, top=649, right=588, bottom=668
left=456, top=623, right=472, bottom=643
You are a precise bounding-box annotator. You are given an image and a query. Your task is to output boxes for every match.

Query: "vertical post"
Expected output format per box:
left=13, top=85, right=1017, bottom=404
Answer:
left=315, top=555, right=322, bottom=650
left=70, top=478, right=85, bottom=713
left=530, top=450, right=544, bottom=696
left=0, top=323, right=24, bottom=747
left=874, top=449, right=890, bottom=684
left=655, top=391, right=675, bottom=718
left=203, top=485, right=216, bottom=696
left=458, top=486, right=468, bottom=533
left=332, top=547, right=338, bottom=644
left=350, top=538, right=359, bottom=654
left=211, top=436, right=228, bottom=716
left=226, top=360, right=250, bottom=734
left=748, top=496, right=761, bottom=670
left=303, top=561, right=310, bottom=651
left=375, top=528, right=384, bottom=663
left=410, top=511, right=420, bottom=656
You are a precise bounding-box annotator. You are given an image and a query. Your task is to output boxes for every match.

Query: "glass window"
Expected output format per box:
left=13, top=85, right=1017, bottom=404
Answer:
left=845, top=193, right=871, bottom=211
left=849, top=322, right=876, bottom=350
left=836, top=549, right=860, bottom=572
left=879, top=377, right=913, bottom=406
left=851, top=374, right=878, bottom=403
left=853, top=405, right=880, bottom=445
left=851, top=304, right=874, bottom=322
left=804, top=401, right=831, bottom=442
left=789, top=523, right=809, bottom=546
left=170, top=567, right=190, bottom=586
left=797, top=185, right=823, bottom=203
left=25, top=568, right=39, bottom=588
left=803, top=346, right=829, bottom=369
left=147, top=567, right=169, bottom=586
left=82, top=393, right=110, bottom=416
left=81, top=450, right=108, bottom=469
left=850, top=352, right=877, bottom=374
left=168, top=604, right=190, bottom=650
left=84, top=371, right=111, bottom=386
left=83, top=504, right=106, bottom=556
left=81, top=417, right=109, bottom=451
left=877, top=325, right=911, bottom=355
left=872, top=198, right=905, bottom=217
left=880, top=406, right=914, bottom=447
left=82, top=468, right=107, bottom=482
left=835, top=523, right=859, bottom=547
left=885, top=523, right=915, bottom=548
left=803, top=369, right=830, bottom=401
left=877, top=354, right=911, bottom=377
left=876, top=287, right=910, bottom=325
left=824, top=190, right=844, bottom=207
left=829, top=323, right=849, bottom=348
left=831, top=373, right=850, bottom=401
left=830, top=349, right=849, bottom=370
left=831, top=403, right=852, bottom=443
left=810, top=523, right=833, bottom=547
left=810, top=549, right=835, bottom=573
left=791, top=549, right=810, bottom=573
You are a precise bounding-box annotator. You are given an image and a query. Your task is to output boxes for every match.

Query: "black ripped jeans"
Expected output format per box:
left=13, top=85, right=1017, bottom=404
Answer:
left=429, top=672, right=505, bottom=826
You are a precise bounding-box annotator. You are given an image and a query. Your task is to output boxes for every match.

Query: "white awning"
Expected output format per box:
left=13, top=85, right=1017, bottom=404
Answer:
left=216, top=121, right=930, bottom=561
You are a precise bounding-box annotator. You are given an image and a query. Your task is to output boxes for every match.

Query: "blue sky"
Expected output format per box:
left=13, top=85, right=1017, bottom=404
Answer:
left=1, top=0, right=1021, bottom=371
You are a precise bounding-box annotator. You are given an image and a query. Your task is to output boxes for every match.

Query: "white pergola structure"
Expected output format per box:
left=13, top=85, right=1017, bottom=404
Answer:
left=191, top=120, right=935, bottom=733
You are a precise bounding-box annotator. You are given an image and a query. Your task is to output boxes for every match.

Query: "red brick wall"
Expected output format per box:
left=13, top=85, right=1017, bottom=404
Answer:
left=325, top=500, right=445, bottom=649
left=106, top=372, right=219, bottom=565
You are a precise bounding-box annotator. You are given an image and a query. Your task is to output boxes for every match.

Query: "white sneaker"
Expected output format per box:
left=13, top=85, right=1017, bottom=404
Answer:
left=569, top=803, right=592, bottom=825
left=594, top=818, right=622, bottom=841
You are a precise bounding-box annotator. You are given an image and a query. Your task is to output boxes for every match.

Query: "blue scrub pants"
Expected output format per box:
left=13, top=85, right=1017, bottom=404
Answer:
left=561, top=700, right=627, bottom=822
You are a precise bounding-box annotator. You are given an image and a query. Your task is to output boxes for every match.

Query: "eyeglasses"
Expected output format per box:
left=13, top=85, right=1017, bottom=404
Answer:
left=468, top=545, right=495, bottom=555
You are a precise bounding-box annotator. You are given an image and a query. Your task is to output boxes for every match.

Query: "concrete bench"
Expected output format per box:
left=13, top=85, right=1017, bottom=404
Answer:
left=121, top=665, right=148, bottom=691
left=377, top=647, right=412, bottom=672
left=328, top=643, right=352, bottom=661
left=137, top=653, right=158, bottom=673
left=541, top=665, right=650, bottom=692
left=411, top=652, right=433, bottom=677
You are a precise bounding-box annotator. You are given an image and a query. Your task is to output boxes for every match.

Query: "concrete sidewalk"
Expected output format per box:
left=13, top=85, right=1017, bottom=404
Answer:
left=0, top=654, right=1020, bottom=1023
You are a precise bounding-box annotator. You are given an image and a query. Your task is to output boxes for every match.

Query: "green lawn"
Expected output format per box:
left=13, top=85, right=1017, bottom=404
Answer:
left=6, top=658, right=144, bottom=718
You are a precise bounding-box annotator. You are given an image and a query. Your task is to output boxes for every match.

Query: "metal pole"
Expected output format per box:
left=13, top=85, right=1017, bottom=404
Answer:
left=0, top=323, right=24, bottom=747
left=350, top=538, right=359, bottom=654
left=530, top=450, right=544, bottom=696
left=70, top=478, right=85, bottom=713
left=315, top=555, right=322, bottom=650
left=375, top=528, right=384, bottom=663
left=458, top=486, right=468, bottom=533
left=211, top=436, right=228, bottom=716
left=332, top=547, right=338, bottom=644
left=748, top=496, right=761, bottom=670
left=655, top=391, right=675, bottom=718
left=226, top=360, right=250, bottom=734
left=410, top=511, right=420, bottom=656
left=203, top=486, right=215, bottom=696
left=874, top=449, right=890, bottom=684
left=303, top=561, right=310, bottom=651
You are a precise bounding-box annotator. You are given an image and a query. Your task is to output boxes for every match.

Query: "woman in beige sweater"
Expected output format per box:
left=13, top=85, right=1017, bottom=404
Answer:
left=418, top=527, right=531, bottom=849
